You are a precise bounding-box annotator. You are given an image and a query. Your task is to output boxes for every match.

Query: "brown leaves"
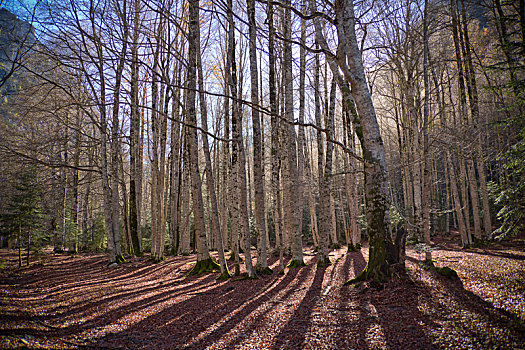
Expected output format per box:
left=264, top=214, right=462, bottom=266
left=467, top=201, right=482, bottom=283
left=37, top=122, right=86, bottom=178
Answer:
left=0, top=243, right=524, bottom=349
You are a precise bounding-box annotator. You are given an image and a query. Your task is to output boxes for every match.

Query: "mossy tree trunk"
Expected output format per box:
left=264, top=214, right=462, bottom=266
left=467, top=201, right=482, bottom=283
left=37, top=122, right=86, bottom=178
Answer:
left=311, top=0, right=399, bottom=281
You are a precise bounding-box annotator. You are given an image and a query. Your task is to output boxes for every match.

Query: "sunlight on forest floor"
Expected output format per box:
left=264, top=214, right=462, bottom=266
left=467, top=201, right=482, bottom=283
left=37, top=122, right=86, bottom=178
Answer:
left=1, top=240, right=524, bottom=349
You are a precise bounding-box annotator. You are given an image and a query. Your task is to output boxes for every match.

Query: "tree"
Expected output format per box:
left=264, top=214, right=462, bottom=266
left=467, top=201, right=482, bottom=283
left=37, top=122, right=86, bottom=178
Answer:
left=310, top=0, right=401, bottom=282
left=247, top=0, right=270, bottom=274
left=186, top=0, right=219, bottom=275
left=1, top=169, right=42, bottom=267
left=491, top=0, right=525, bottom=239
left=282, top=0, right=305, bottom=268
left=129, top=0, right=144, bottom=257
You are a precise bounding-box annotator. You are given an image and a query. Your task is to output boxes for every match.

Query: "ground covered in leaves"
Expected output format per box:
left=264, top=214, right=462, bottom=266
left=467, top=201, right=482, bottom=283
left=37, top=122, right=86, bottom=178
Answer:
left=1, top=237, right=524, bottom=349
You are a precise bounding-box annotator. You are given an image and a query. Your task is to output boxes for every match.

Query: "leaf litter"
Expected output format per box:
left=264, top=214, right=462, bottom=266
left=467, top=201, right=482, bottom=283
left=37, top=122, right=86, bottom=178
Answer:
left=0, top=237, right=524, bottom=349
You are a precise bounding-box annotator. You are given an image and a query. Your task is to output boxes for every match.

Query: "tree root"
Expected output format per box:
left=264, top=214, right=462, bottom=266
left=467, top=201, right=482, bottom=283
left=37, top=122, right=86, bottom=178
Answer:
left=232, top=272, right=258, bottom=281
left=435, top=266, right=458, bottom=278
left=287, top=259, right=306, bottom=269
left=345, top=261, right=387, bottom=286
left=216, top=270, right=232, bottom=281
left=316, top=256, right=332, bottom=268
left=256, top=266, right=273, bottom=275
left=188, top=258, right=221, bottom=276
left=423, top=259, right=435, bottom=268
left=228, top=251, right=243, bottom=262
left=347, top=243, right=361, bottom=252
left=150, top=255, right=166, bottom=263
left=115, top=254, right=126, bottom=264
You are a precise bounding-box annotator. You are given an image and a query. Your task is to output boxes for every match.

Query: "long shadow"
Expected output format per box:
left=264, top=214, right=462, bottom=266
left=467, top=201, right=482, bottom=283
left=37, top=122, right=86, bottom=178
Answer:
left=405, top=256, right=525, bottom=348
left=372, top=284, right=438, bottom=349
left=435, top=245, right=525, bottom=261
left=0, top=254, right=217, bottom=342
left=185, top=262, right=314, bottom=348
left=352, top=250, right=373, bottom=350
left=0, top=272, right=221, bottom=339
left=90, top=267, right=304, bottom=349
left=331, top=251, right=369, bottom=350
left=190, top=266, right=310, bottom=349
left=270, top=264, right=325, bottom=349
left=339, top=250, right=437, bottom=349
left=431, top=266, right=525, bottom=338
left=46, top=273, right=215, bottom=324
left=21, top=254, right=185, bottom=288
left=35, top=260, right=189, bottom=305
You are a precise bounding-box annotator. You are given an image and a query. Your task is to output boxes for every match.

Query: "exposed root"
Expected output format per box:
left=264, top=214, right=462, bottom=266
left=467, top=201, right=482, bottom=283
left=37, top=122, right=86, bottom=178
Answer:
left=188, top=258, right=221, bottom=276
left=287, top=259, right=306, bottom=269
left=316, top=256, right=332, bottom=268
left=150, top=255, right=166, bottom=264
left=256, top=266, right=273, bottom=275
left=435, top=266, right=458, bottom=278
left=233, top=272, right=258, bottom=281
left=216, top=270, right=232, bottom=281
left=347, top=243, right=360, bottom=252
left=115, top=254, right=126, bottom=264
left=345, top=261, right=388, bottom=286
left=228, top=251, right=243, bottom=262
left=423, top=259, right=435, bottom=268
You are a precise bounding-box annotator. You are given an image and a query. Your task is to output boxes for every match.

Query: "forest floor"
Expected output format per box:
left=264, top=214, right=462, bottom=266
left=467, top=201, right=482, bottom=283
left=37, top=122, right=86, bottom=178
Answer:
left=1, top=235, right=525, bottom=350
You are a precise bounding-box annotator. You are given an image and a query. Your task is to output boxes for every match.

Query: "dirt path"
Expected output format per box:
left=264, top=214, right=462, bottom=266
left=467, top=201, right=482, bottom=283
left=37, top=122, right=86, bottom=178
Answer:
left=1, top=242, right=524, bottom=349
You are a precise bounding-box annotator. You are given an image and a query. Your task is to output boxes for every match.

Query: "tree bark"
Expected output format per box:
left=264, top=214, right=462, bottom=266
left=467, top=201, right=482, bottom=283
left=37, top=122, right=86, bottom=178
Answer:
left=282, top=0, right=304, bottom=268
left=196, top=25, right=230, bottom=278
left=247, top=0, right=270, bottom=273
left=129, top=0, right=142, bottom=257
left=268, top=0, right=285, bottom=273
left=187, top=0, right=215, bottom=274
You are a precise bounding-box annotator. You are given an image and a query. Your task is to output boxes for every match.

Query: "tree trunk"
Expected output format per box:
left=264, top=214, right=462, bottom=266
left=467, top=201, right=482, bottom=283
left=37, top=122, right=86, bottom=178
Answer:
left=268, top=0, right=284, bottom=273
left=169, top=65, right=182, bottom=256
left=422, top=0, right=432, bottom=264
left=326, top=81, right=337, bottom=247
left=339, top=0, right=395, bottom=281
left=282, top=0, right=304, bottom=268
left=196, top=27, right=230, bottom=278
left=129, top=0, right=142, bottom=257
left=180, top=149, right=191, bottom=255
left=247, top=0, right=269, bottom=273
left=314, top=48, right=331, bottom=267
left=186, top=0, right=215, bottom=274
left=460, top=0, right=491, bottom=238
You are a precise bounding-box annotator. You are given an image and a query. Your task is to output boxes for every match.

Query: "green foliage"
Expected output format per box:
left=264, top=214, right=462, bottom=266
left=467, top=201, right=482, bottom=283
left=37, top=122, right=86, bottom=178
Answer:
left=0, top=169, right=43, bottom=245
left=90, top=212, right=106, bottom=251
left=389, top=205, right=404, bottom=228
left=493, top=115, right=525, bottom=240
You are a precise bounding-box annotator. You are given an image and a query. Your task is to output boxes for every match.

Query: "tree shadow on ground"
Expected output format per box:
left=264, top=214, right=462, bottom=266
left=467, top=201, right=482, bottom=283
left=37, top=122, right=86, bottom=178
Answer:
left=340, top=250, right=438, bottom=350
left=89, top=258, right=303, bottom=349
left=270, top=262, right=325, bottom=349
left=432, top=240, right=525, bottom=261
left=0, top=254, right=214, bottom=343
left=406, top=256, right=525, bottom=348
